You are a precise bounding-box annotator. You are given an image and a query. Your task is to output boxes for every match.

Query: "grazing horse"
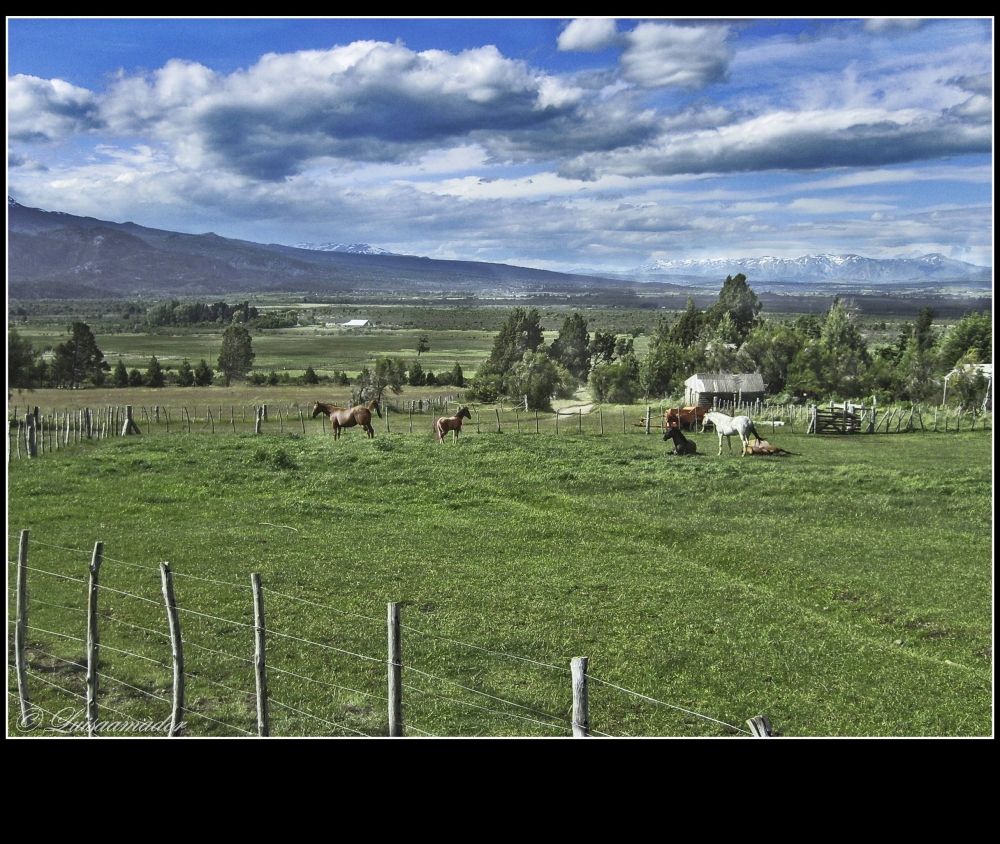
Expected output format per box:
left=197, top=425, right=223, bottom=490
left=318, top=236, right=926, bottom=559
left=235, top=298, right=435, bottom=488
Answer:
left=434, top=406, right=472, bottom=443
left=663, top=424, right=697, bottom=455
left=312, top=399, right=381, bottom=440
left=664, top=405, right=708, bottom=431
left=703, top=411, right=763, bottom=457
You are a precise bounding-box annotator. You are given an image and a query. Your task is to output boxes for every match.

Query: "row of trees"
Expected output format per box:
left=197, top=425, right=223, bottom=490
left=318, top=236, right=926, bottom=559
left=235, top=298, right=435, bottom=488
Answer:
left=8, top=321, right=465, bottom=396
left=9, top=323, right=259, bottom=391
left=8, top=277, right=991, bottom=409
left=464, top=275, right=991, bottom=410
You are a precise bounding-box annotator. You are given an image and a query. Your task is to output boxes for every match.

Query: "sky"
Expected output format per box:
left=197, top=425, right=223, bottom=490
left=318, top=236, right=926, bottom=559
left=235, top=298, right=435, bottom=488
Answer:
left=6, top=17, right=994, bottom=274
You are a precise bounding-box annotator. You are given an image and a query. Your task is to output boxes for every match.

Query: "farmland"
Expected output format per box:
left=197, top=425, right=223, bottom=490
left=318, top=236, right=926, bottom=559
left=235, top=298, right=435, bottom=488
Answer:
left=7, top=422, right=992, bottom=738
left=7, top=294, right=994, bottom=738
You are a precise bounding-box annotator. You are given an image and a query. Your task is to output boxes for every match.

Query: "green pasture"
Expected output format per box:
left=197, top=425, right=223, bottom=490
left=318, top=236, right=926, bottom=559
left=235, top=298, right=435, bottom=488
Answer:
left=7, top=423, right=992, bottom=738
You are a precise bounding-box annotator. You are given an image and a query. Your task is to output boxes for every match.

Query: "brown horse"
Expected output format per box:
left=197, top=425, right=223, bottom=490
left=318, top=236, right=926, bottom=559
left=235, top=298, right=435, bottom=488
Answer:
left=312, top=399, right=381, bottom=440
left=664, top=405, right=708, bottom=431
left=434, top=406, right=472, bottom=443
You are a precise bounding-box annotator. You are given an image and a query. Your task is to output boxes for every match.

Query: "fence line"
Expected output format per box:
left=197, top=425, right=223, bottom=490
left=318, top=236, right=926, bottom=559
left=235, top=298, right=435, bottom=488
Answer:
left=10, top=399, right=990, bottom=462
left=10, top=531, right=774, bottom=738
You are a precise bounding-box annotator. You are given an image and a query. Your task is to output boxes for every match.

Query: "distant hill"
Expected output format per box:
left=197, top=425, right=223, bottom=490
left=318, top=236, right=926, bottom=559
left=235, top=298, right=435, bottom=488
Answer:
left=7, top=198, right=992, bottom=302
left=7, top=198, right=636, bottom=299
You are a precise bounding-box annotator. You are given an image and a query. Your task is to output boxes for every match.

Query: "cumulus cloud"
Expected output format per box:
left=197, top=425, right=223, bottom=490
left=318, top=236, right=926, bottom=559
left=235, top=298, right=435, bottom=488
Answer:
left=7, top=74, right=103, bottom=142
left=559, top=105, right=993, bottom=180
left=619, top=22, right=731, bottom=90
left=558, top=18, right=621, bottom=52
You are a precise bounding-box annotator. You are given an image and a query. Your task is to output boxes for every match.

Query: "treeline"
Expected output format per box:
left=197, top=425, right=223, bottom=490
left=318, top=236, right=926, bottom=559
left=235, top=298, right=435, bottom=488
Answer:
left=143, top=299, right=301, bottom=330
left=464, top=274, right=992, bottom=410
left=7, top=321, right=464, bottom=394
left=8, top=276, right=991, bottom=410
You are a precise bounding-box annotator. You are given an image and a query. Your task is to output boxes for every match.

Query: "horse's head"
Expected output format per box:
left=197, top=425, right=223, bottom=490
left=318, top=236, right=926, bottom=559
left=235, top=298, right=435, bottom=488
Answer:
left=458, top=406, right=472, bottom=420
left=311, top=402, right=323, bottom=418
left=369, top=399, right=382, bottom=418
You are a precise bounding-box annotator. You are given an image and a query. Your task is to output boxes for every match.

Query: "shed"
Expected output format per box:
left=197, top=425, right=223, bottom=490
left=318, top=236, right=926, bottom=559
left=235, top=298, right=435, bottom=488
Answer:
left=684, top=372, right=766, bottom=407
left=341, top=319, right=373, bottom=328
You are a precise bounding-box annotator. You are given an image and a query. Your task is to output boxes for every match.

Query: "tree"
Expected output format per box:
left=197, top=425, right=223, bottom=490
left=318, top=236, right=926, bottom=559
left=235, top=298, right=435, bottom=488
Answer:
left=356, top=356, right=406, bottom=403
left=478, top=307, right=545, bottom=379
left=588, top=354, right=640, bottom=405
left=50, top=322, right=109, bottom=388
left=176, top=359, right=195, bottom=387
left=669, top=298, right=707, bottom=348
left=450, top=362, right=464, bottom=387
left=549, top=312, right=591, bottom=382
left=303, top=365, right=320, bottom=385
left=128, top=368, right=145, bottom=387
left=8, top=330, right=41, bottom=392
left=937, top=311, right=991, bottom=370
left=194, top=359, right=215, bottom=387
left=217, top=324, right=255, bottom=386
left=416, top=334, right=430, bottom=357
left=408, top=360, right=427, bottom=386
left=507, top=351, right=573, bottom=411
left=705, top=274, right=761, bottom=344
left=112, top=358, right=130, bottom=388
left=146, top=356, right=165, bottom=388
left=589, top=330, right=617, bottom=366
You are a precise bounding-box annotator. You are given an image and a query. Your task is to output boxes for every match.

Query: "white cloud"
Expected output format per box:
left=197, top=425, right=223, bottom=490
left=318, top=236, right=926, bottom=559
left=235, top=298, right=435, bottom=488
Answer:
left=557, top=18, right=621, bottom=52
left=619, top=22, right=731, bottom=90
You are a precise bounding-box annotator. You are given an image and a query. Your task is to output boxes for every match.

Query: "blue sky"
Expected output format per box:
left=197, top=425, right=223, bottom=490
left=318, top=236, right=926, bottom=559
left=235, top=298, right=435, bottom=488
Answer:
left=7, top=17, right=993, bottom=273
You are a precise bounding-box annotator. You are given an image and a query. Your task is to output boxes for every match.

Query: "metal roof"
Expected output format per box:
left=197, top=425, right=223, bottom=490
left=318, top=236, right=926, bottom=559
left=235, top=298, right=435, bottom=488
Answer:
left=684, top=372, right=766, bottom=393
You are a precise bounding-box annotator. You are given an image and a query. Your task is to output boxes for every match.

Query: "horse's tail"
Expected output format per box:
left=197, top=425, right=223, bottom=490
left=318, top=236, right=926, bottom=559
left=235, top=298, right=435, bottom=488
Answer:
left=748, top=422, right=763, bottom=443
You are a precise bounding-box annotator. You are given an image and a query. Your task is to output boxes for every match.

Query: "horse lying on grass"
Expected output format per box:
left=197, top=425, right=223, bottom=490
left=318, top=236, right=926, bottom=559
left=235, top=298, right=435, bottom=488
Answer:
left=663, top=424, right=697, bottom=455
left=434, top=406, right=472, bottom=443
left=744, top=439, right=795, bottom=456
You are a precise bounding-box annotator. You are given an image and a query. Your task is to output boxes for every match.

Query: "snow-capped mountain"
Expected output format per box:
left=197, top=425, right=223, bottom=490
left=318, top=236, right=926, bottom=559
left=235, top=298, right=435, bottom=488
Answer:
left=628, top=253, right=991, bottom=283
left=293, top=242, right=397, bottom=256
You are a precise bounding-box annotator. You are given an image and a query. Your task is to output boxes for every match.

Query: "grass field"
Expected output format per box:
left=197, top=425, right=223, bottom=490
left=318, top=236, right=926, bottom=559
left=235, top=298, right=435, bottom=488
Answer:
left=7, top=421, right=992, bottom=738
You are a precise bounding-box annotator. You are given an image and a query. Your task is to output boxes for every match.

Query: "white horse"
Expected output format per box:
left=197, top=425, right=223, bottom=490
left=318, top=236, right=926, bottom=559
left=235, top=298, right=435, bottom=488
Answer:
left=703, top=411, right=762, bottom=457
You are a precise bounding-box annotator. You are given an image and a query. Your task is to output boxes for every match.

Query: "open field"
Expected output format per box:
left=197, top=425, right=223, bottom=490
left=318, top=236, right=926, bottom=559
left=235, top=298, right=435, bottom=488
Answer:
left=7, top=423, right=992, bottom=738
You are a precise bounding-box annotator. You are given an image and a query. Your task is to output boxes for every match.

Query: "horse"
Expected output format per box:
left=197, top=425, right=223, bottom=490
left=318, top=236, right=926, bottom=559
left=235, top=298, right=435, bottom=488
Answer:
left=703, top=411, right=763, bottom=457
left=744, top=439, right=795, bottom=456
left=663, top=423, right=697, bottom=455
left=312, top=398, right=381, bottom=440
left=663, top=405, right=707, bottom=431
left=434, top=406, right=472, bottom=443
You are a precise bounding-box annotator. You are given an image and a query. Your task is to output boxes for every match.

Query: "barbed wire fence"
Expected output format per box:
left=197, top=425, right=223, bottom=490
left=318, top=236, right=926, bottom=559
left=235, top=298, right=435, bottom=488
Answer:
left=8, top=398, right=990, bottom=463
left=8, top=530, right=765, bottom=738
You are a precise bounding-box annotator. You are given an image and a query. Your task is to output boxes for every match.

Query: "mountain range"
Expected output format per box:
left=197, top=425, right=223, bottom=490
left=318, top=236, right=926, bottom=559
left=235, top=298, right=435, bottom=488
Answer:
left=6, top=198, right=992, bottom=301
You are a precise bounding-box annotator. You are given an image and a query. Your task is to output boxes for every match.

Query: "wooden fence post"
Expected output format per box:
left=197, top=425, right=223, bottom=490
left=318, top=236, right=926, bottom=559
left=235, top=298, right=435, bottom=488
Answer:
left=645, top=406, right=651, bottom=434
left=388, top=602, right=404, bottom=737
left=299, top=409, right=305, bottom=434
left=555, top=410, right=559, bottom=435
left=535, top=409, right=539, bottom=434
left=571, top=656, right=589, bottom=737
left=15, top=529, right=33, bottom=731
left=160, top=562, right=185, bottom=736
left=26, top=414, right=37, bottom=457
left=496, top=408, right=502, bottom=433
left=599, top=407, right=604, bottom=436
left=747, top=715, right=774, bottom=736
left=251, top=573, right=269, bottom=737
left=86, top=541, right=104, bottom=737
left=622, top=407, right=626, bottom=434
left=121, top=405, right=141, bottom=436
left=255, top=406, right=264, bottom=434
